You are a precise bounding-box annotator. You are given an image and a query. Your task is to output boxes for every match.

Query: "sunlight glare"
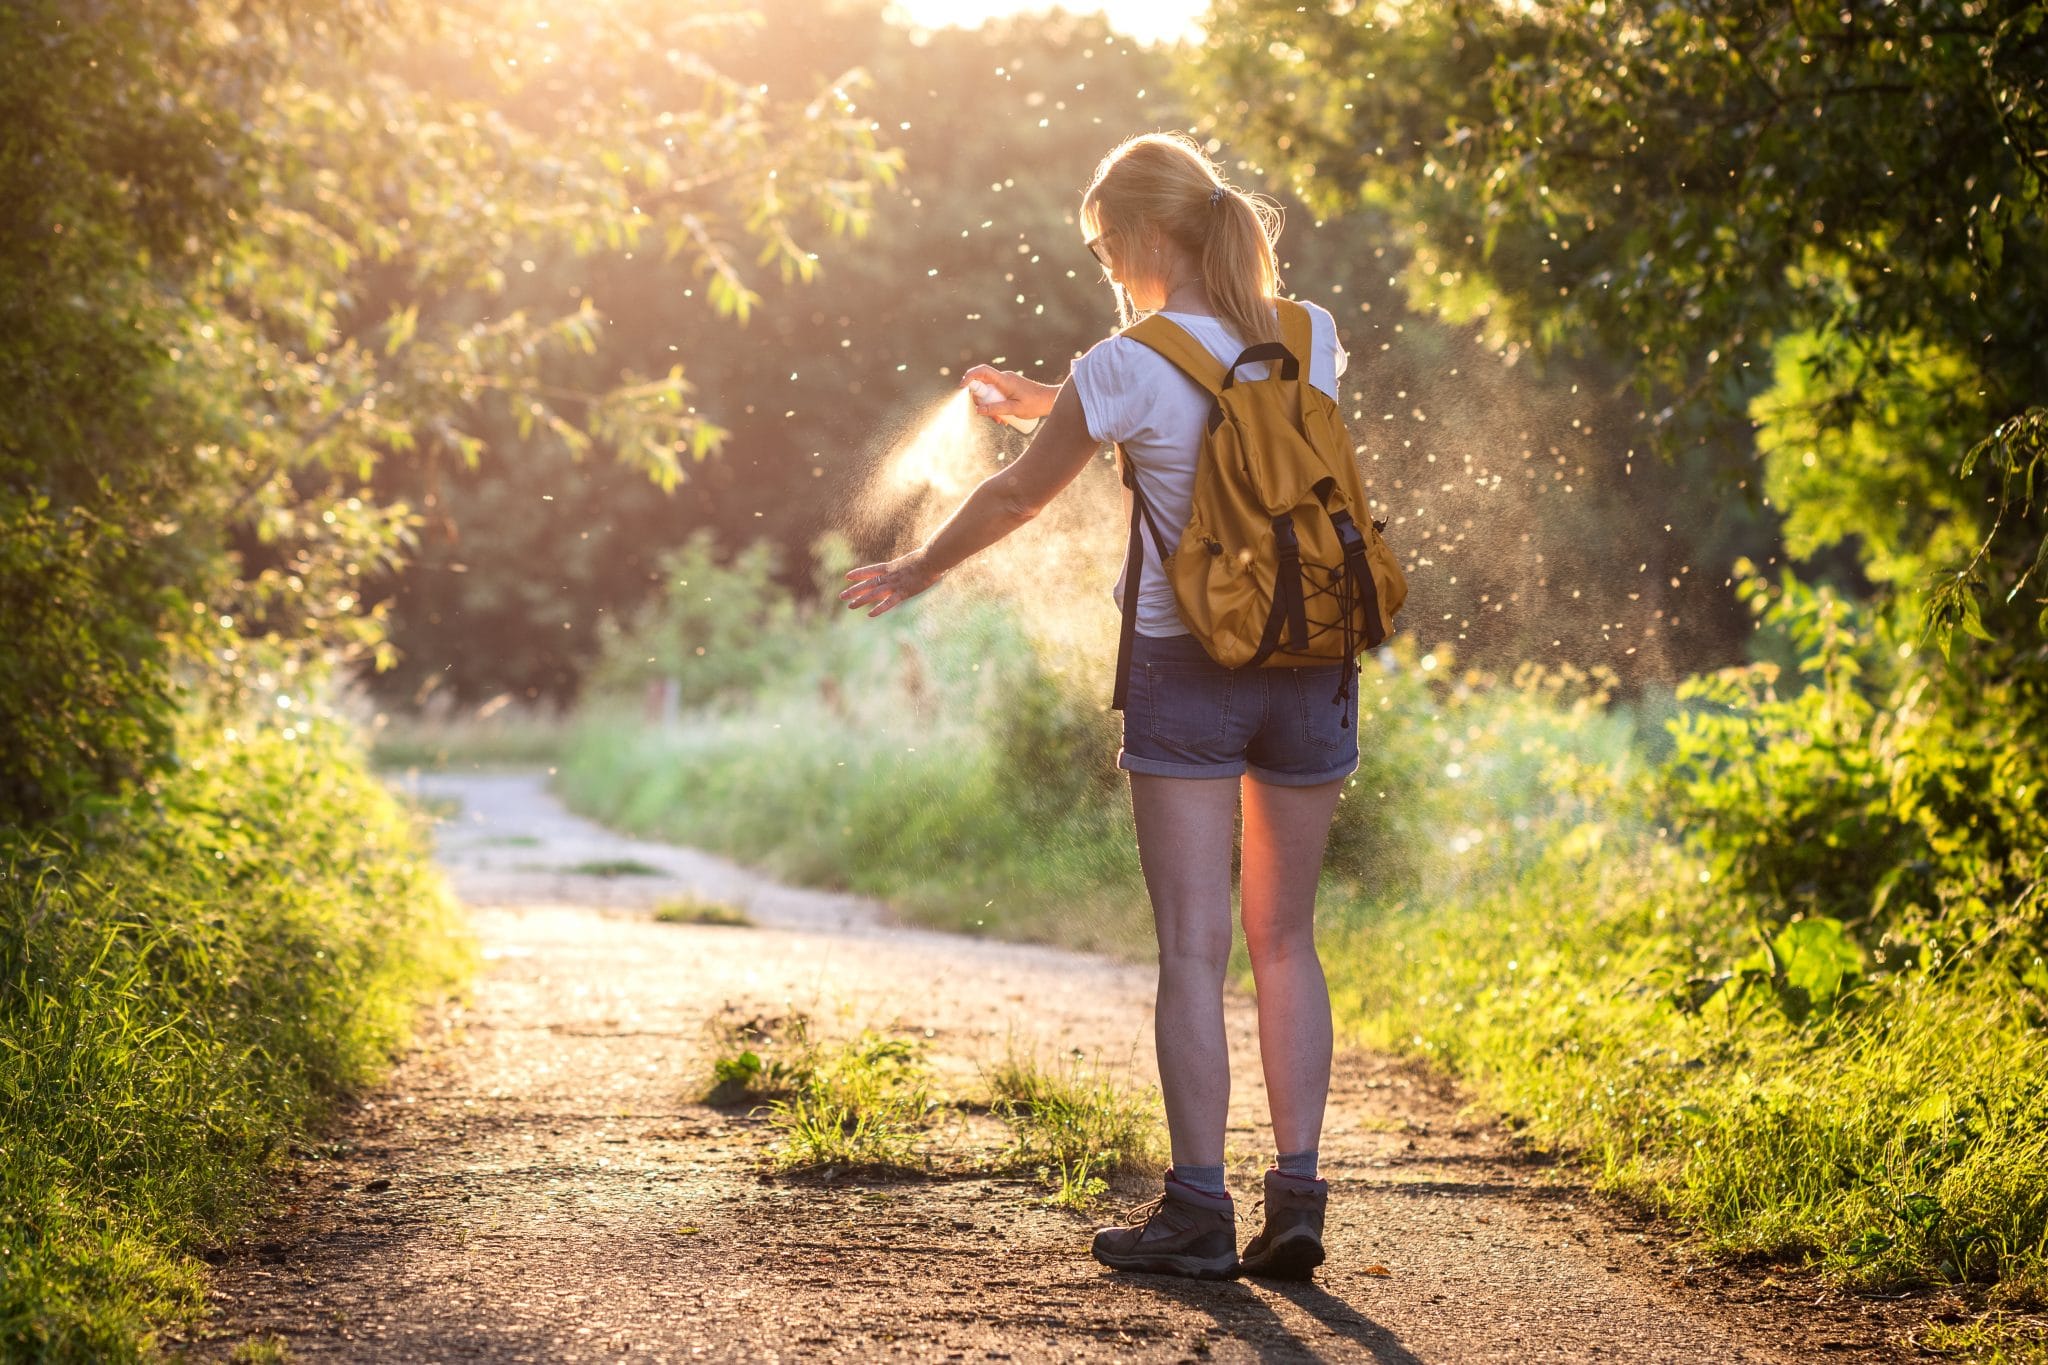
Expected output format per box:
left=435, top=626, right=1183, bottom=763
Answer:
left=883, top=0, right=1206, bottom=45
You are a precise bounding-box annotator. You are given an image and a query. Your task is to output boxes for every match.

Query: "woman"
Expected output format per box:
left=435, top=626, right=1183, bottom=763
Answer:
left=840, top=132, right=1350, bottom=1283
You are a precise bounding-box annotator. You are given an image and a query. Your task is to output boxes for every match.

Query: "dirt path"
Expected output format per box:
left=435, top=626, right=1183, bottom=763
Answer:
left=192, top=771, right=1926, bottom=1363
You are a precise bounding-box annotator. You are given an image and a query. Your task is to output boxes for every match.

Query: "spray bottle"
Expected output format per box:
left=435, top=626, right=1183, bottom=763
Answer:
left=967, top=379, right=1041, bottom=436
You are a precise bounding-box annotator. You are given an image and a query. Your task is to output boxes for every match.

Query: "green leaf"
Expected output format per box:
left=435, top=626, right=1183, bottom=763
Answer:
left=383, top=303, right=419, bottom=357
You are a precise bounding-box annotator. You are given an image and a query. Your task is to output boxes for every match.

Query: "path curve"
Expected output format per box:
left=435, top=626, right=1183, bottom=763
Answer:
left=192, top=770, right=1917, bottom=1362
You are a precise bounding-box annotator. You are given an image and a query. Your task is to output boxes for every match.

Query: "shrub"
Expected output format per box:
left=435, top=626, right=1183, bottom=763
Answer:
left=0, top=720, right=470, bottom=1361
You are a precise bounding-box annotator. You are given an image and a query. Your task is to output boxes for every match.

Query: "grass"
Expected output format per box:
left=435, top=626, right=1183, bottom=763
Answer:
left=698, top=1009, right=1163, bottom=1199
left=1326, top=840, right=2048, bottom=1305
left=0, top=718, right=470, bottom=1362
left=765, top=1033, right=939, bottom=1174
left=982, top=1045, right=1165, bottom=1209
left=653, top=896, right=752, bottom=927
left=563, top=857, right=665, bottom=878
left=554, top=595, right=1150, bottom=955
left=745, top=1023, right=942, bottom=1175
left=363, top=700, right=576, bottom=771
left=1919, top=1315, right=2048, bottom=1362
left=700, top=1008, right=814, bottom=1106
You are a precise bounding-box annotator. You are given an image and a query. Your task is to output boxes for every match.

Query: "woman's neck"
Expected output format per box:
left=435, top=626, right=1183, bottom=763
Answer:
left=1158, top=277, right=1214, bottom=315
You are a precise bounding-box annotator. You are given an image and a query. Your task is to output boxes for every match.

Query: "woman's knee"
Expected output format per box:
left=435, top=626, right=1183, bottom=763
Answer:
left=1157, top=938, right=1232, bottom=982
left=1244, top=921, right=1318, bottom=971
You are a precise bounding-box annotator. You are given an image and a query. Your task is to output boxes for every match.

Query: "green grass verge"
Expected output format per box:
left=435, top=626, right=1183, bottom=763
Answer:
left=700, top=1011, right=1163, bottom=1202
left=0, top=720, right=472, bottom=1362
left=1327, top=834, right=2048, bottom=1305
left=1919, top=1315, right=2048, bottom=1362
left=652, top=896, right=752, bottom=927
left=365, top=704, right=575, bottom=771
left=563, top=857, right=665, bottom=878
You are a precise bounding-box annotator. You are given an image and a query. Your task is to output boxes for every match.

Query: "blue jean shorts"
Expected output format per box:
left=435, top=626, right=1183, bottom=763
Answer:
left=1117, top=632, right=1360, bottom=785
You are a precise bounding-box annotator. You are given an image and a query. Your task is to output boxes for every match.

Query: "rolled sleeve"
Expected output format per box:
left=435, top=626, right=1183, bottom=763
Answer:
left=1069, top=337, right=1130, bottom=446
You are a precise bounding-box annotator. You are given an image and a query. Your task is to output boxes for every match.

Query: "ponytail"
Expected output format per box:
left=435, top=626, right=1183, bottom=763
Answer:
left=1082, top=131, right=1284, bottom=346
left=1202, top=186, right=1284, bottom=347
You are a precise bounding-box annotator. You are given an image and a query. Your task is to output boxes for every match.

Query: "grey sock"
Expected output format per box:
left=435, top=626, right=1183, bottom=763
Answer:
left=1171, top=1163, right=1228, bottom=1198
left=1276, top=1148, right=1320, bottom=1181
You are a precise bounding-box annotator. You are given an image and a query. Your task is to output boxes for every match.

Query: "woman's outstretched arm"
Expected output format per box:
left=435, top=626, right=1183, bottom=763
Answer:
left=840, top=380, right=1098, bottom=618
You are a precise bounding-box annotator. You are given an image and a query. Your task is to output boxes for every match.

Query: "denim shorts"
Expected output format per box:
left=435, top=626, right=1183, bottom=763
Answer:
left=1117, top=632, right=1360, bottom=785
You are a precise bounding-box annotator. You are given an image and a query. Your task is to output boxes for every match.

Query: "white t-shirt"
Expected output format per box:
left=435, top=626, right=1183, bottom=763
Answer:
left=1070, top=301, right=1348, bottom=637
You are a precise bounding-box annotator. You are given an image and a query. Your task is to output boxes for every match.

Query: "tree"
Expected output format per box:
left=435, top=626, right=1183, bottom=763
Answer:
left=0, top=0, right=897, bottom=822
left=1186, top=0, right=2047, bottom=634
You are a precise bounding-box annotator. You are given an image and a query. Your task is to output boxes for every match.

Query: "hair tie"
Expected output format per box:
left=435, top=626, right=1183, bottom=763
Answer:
left=1209, top=185, right=1226, bottom=207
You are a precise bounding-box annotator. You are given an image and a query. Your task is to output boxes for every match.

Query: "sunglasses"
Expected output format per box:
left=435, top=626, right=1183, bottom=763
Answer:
left=1085, top=233, right=1113, bottom=268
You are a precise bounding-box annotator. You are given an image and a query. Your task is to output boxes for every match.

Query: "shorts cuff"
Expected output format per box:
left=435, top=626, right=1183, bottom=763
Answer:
left=1246, top=759, right=1358, bottom=787
left=1118, top=749, right=1248, bottom=781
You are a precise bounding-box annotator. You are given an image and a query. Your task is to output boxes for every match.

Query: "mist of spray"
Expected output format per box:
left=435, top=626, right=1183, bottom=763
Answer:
left=852, top=386, right=1125, bottom=684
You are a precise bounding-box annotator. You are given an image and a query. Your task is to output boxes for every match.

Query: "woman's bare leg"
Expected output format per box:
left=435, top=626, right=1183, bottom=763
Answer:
left=1238, top=775, right=1345, bottom=1156
left=1128, top=772, right=1240, bottom=1170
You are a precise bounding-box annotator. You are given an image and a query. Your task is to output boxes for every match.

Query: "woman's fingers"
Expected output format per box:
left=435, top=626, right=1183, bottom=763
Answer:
left=840, top=562, right=901, bottom=614
left=841, top=555, right=935, bottom=617
left=843, top=584, right=897, bottom=616
left=839, top=582, right=885, bottom=606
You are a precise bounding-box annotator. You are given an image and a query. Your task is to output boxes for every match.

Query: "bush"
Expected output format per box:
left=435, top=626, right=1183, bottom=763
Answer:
left=1667, top=565, right=2047, bottom=958
left=589, top=532, right=806, bottom=707
left=0, top=720, right=470, bottom=1361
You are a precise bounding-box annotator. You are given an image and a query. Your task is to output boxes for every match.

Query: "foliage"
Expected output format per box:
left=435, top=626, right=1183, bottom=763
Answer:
left=701, top=1008, right=815, bottom=1105
left=1180, top=13, right=2048, bottom=1315
left=365, top=703, right=576, bottom=770
left=1187, top=0, right=2047, bottom=648
left=361, top=0, right=1773, bottom=709
left=0, top=720, right=469, bottom=1361
left=560, top=536, right=1149, bottom=949
left=590, top=533, right=805, bottom=706
left=361, top=3, right=1177, bottom=707
left=1330, top=832, right=2048, bottom=1305
left=0, top=0, right=896, bottom=825
left=1929, top=406, right=2048, bottom=656
left=1918, top=1314, right=2048, bottom=1362
left=1668, top=565, right=2046, bottom=956
left=983, top=1047, right=1164, bottom=1185
left=652, top=896, right=753, bottom=928
left=762, top=1030, right=940, bottom=1174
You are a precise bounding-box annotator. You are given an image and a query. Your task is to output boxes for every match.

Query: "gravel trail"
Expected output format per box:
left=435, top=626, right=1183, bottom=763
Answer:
left=193, top=770, right=1923, bottom=1363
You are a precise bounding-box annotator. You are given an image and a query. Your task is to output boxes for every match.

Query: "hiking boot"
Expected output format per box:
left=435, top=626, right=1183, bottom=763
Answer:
left=1089, top=1169, right=1240, bottom=1280
left=1239, top=1167, right=1327, bottom=1280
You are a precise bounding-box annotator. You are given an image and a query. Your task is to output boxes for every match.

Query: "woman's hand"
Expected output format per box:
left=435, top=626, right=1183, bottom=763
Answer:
left=962, top=365, right=1057, bottom=424
left=840, top=549, right=945, bottom=618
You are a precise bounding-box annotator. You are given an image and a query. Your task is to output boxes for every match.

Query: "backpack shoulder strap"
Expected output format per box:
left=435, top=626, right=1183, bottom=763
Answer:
left=1119, top=315, right=1225, bottom=397
left=1277, top=297, right=1314, bottom=370
left=1276, top=298, right=1316, bottom=423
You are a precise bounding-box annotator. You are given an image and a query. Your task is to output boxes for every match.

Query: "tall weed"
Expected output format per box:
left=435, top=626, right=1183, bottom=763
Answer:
left=0, top=721, right=470, bottom=1361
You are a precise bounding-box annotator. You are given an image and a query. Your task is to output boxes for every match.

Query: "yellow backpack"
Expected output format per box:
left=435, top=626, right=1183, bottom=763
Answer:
left=1111, top=298, right=1407, bottom=722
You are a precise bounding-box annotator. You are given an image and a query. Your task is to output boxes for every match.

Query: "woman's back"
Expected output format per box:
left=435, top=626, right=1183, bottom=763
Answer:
left=1069, top=298, right=1350, bottom=638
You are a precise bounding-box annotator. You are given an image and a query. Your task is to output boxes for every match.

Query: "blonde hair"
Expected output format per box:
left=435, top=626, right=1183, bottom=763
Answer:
left=1081, top=131, right=1284, bottom=346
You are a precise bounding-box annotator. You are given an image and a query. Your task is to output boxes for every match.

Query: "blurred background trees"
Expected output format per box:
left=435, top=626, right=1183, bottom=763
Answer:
left=361, top=0, right=1776, bottom=710
left=0, top=0, right=895, bottom=823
